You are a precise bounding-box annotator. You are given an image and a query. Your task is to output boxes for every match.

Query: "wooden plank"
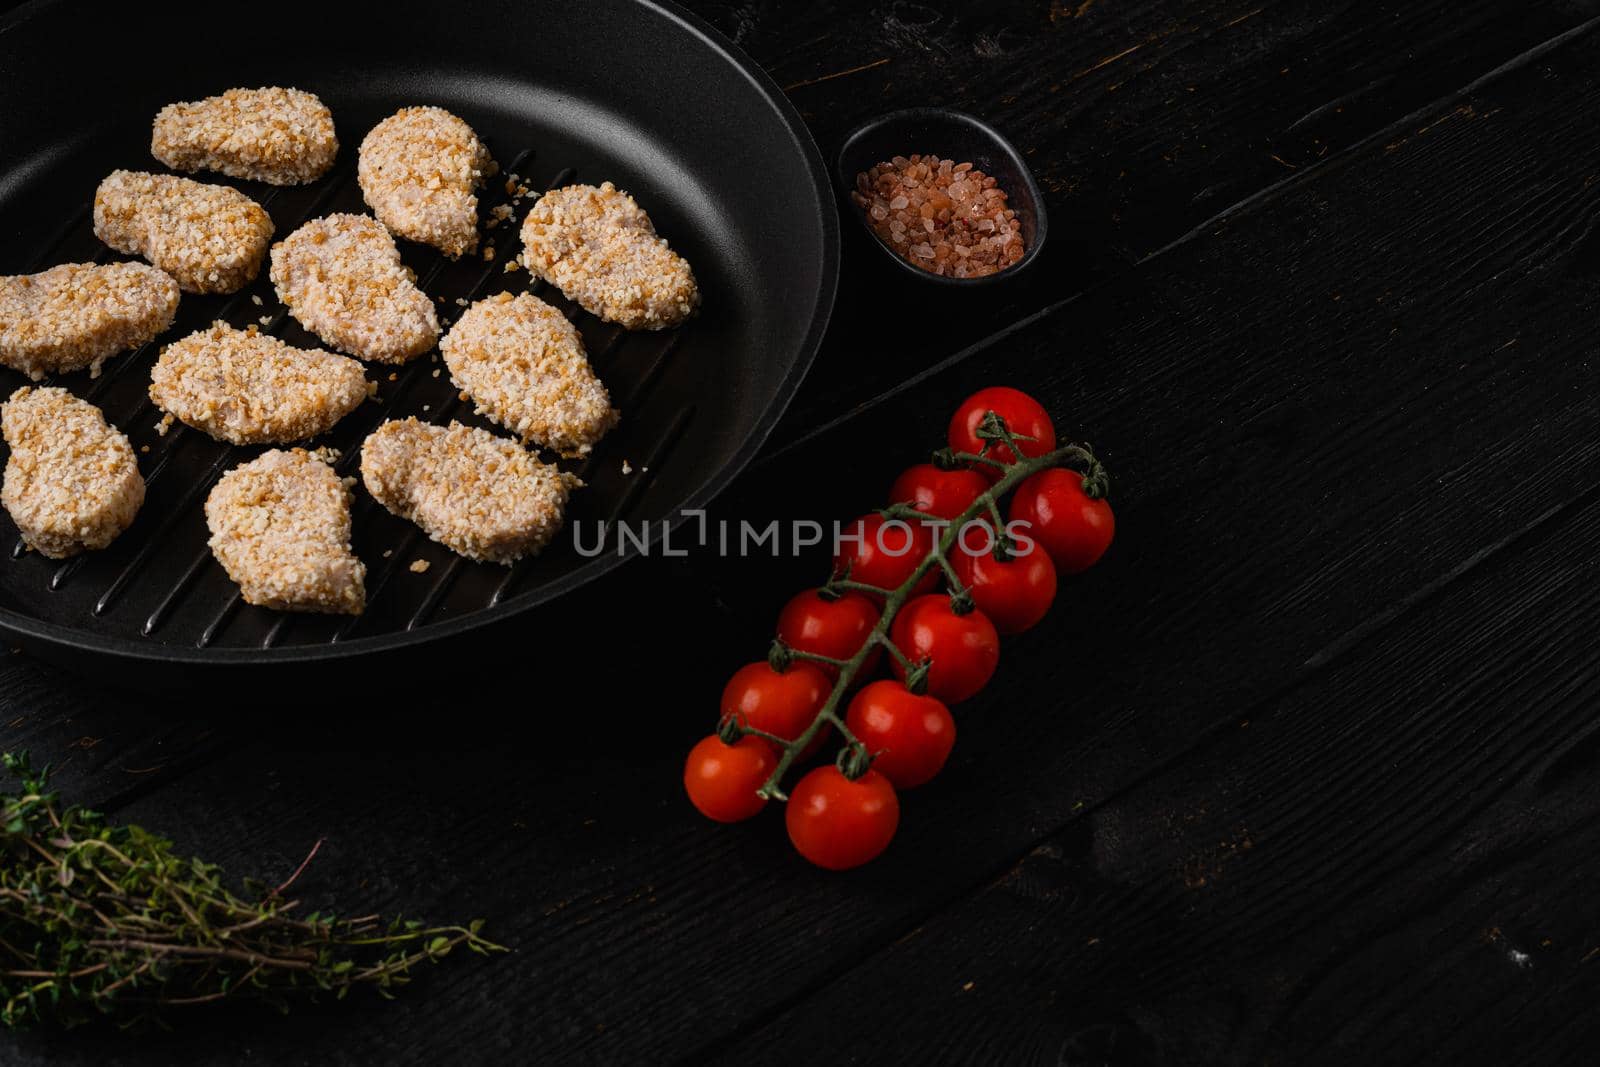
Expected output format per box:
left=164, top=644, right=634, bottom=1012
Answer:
left=11, top=0, right=1599, bottom=819
left=713, top=470, right=1600, bottom=1066
left=13, top=19, right=1600, bottom=1061
left=709, top=0, right=1600, bottom=442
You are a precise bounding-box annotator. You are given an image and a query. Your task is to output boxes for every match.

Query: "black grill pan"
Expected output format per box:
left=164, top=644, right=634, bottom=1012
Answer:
left=0, top=0, right=838, bottom=676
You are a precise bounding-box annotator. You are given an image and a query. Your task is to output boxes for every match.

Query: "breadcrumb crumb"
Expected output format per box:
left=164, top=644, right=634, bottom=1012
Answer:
left=358, top=107, right=493, bottom=259
left=360, top=418, right=580, bottom=564
left=94, top=171, right=273, bottom=294
left=440, top=292, right=617, bottom=456
left=269, top=214, right=439, bottom=363
left=151, top=322, right=370, bottom=444
left=152, top=87, right=338, bottom=186
left=520, top=182, right=699, bottom=330
left=205, top=449, right=365, bottom=614
left=1, top=387, right=144, bottom=558
left=408, top=558, right=430, bottom=573
left=0, top=263, right=178, bottom=380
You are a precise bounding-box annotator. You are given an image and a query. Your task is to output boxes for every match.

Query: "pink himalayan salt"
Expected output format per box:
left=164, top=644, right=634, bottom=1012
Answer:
left=851, top=153, right=1024, bottom=279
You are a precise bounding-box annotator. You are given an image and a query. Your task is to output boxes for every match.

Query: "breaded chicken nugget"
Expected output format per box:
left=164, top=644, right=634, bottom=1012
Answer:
left=93, top=171, right=273, bottom=294
left=360, top=419, right=579, bottom=564
left=205, top=449, right=365, bottom=614
left=152, top=87, right=338, bottom=186
left=269, top=214, right=439, bottom=363
left=520, top=182, right=699, bottom=330
left=440, top=292, right=616, bottom=457
left=150, top=322, right=370, bottom=445
left=0, top=262, right=179, bottom=380
left=358, top=106, right=493, bottom=259
left=1, top=387, right=144, bottom=558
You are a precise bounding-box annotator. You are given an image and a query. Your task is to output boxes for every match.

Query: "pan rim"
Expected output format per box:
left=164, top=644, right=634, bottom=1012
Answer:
left=0, top=0, right=840, bottom=665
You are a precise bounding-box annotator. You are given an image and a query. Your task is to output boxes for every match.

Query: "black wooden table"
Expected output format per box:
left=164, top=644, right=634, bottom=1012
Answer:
left=9, top=1, right=1600, bottom=1062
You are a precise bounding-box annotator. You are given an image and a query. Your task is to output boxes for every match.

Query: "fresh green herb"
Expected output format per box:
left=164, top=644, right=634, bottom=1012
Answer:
left=0, top=752, right=503, bottom=1029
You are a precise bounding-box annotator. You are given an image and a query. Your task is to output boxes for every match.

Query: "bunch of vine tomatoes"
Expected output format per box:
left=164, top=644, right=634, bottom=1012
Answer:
left=684, top=387, right=1115, bottom=870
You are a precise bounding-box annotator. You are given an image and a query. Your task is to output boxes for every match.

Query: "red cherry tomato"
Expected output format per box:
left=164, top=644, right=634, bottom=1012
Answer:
left=833, top=513, right=937, bottom=599
left=888, top=463, right=989, bottom=521
left=721, top=660, right=831, bottom=756
left=888, top=593, right=1000, bottom=704
left=684, top=734, right=775, bottom=823
left=844, top=680, right=956, bottom=789
left=785, top=765, right=900, bottom=870
left=776, top=589, right=882, bottom=678
left=1009, top=467, right=1115, bottom=574
left=948, top=387, right=1056, bottom=479
left=951, top=524, right=1058, bottom=635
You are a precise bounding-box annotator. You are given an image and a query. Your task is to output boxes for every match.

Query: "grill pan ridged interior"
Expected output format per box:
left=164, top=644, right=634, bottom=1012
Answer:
left=0, top=0, right=837, bottom=664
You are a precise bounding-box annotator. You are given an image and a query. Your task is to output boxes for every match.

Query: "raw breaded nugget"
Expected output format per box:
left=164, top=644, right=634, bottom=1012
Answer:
left=520, top=182, right=699, bottom=330
left=151, top=322, right=370, bottom=445
left=152, top=87, right=338, bottom=186
left=205, top=449, right=365, bottom=614
left=1, top=387, right=143, bottom=558
left=440, top=292, right=617, bottom=457
left=269, top=214, right=440, bottom=364
left=0, top=262, right=179, bottom=380
left=358, top=106, right=493, bottom=259
left=361, top=419, right=580, bottom=564
left=93, top=170, right=273, bottom=294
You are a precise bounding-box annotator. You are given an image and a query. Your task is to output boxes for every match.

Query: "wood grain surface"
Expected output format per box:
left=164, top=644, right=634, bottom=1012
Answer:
left=5, top=1, right=1600, bottom=1063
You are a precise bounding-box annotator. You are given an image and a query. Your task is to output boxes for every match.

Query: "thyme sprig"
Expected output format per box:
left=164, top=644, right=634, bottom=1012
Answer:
left=0, top=752, right=504, bottom=1030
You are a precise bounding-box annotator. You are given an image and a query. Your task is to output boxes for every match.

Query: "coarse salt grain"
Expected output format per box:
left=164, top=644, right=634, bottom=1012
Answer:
left=851, top=154, right=1025, bottom=279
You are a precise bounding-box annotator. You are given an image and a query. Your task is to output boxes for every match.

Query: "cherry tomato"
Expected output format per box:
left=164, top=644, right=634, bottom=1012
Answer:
left=948, top=387, right=1056, bottom=479
left=776, top=589, right=882, bottom=678
left=785, top=765, right=900, bottom=870
left=684, top=734, right=776, bottom=823
left=1009, top=467, right=1115, bottom=574
left=951, top=525, right=1058, bottom=635
left=833, top=513, right=937, bottom=599
left=721, top=660, right=832, bottom=756
left=888, top=463, right=989, bottom=521
left=844, top=680, right=956, bottom=789
left=888, top=593, right=1000, bottom=703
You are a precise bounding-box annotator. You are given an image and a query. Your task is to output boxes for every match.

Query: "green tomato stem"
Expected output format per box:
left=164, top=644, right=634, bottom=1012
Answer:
left=753, top=423, right=1109, bottom=800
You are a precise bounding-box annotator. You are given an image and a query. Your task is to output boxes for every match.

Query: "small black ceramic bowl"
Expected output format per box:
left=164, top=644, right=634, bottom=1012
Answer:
left=836, top=107, right=1048, bottom=287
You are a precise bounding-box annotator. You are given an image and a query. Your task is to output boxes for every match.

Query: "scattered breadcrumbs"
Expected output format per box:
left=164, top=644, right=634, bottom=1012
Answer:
left=150, top=322, right=370, bottom=444
left=94, top=171, right=273, bottom=294
left=440, top=291, right=617, bottom=456
left=251, top=294, right=264, bottom=306
left=1, top=387, right=144, bottom=558
left=156, top=413, right=175, bottom=435
left=851, top=155, right=1024, bottom=278
left=621, top=459, right=632, bottom=474
left=0, top=262, right=179, bottom=380
left=269, top=213, right=440, bottom=363
left=408, top=559, right=430, bottom=573
left=360, top=418, right=581, bottom=564
left=520, top=182, right=699, bottom=330
left=358, top=106, right=494, bottom=259
left=204, top=449, right=365, bottom=614
left=152, top=87, right=338, bottom=186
